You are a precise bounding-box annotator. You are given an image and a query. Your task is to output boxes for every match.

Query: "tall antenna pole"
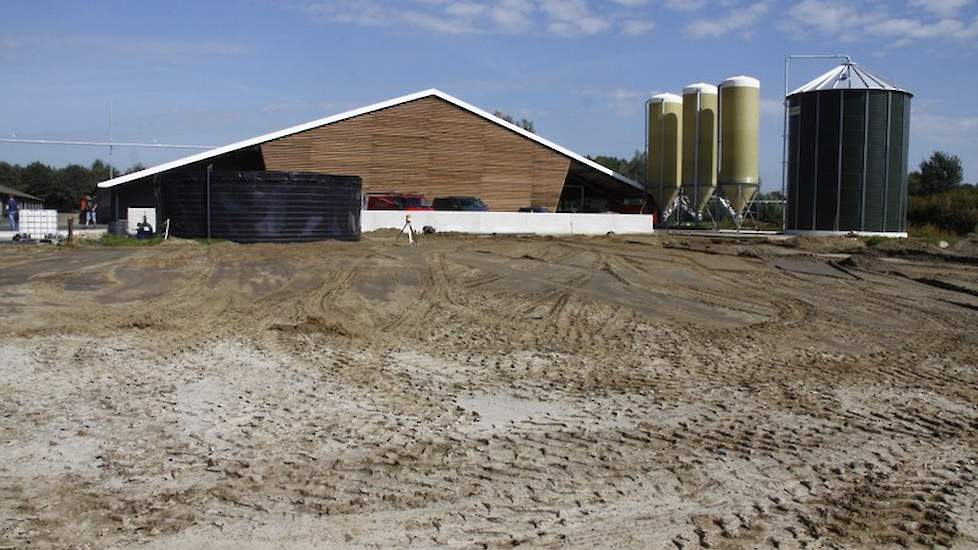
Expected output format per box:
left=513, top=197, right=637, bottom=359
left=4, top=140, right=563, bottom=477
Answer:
left=109, top=97, right=114, bottom=180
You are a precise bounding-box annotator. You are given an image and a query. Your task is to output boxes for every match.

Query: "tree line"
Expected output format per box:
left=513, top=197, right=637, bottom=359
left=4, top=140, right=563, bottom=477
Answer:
left=2, top=149, right=973, bottom=236
left=0, top=161, right=144, bottom=212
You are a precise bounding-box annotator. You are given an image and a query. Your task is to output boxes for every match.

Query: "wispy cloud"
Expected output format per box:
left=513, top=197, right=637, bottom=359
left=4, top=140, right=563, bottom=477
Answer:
left=662, top=0, right=707, bottom=12
left=576, top=88, right=651, bottom=115
left=622, top=19, right=656, bottom=35
left=6, top=33, right=247, bottom=59
left=540, top=0, right=611, bottom=36
left=914, top=112, right=978, bottom=142
left=910, top=0, right=973, bottom=17
left=286, top=0, right=656, bottom=37
left=784, top=0, right=978, bottom=45
left=684, top=1, right=770, bottom=39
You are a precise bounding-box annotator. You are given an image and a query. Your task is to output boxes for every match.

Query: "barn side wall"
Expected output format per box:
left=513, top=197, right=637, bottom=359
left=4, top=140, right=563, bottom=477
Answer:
left=260, top=96, right=571, bottom=212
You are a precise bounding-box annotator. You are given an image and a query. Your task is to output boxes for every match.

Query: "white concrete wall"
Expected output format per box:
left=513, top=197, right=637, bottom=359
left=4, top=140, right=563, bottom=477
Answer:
left=362, top=211, right=654, bottom=236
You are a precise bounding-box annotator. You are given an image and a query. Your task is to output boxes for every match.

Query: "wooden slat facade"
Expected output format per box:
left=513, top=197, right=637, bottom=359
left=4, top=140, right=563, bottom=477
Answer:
left=261, top=96, right=570, bottom=212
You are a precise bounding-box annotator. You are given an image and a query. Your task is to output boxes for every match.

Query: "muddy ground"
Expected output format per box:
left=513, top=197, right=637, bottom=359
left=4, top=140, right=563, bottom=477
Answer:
left=1, top=232, right=977, bottom=549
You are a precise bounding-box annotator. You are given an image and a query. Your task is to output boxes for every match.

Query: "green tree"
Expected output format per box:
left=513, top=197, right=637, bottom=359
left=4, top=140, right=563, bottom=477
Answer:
left=492, top=110, right=535, bottom=133
left=588, top=150, right=647, bottom=184
left=20, top=162, right=57, bottom=205
left=916, top=151, right=963, bottom=196
left=908, top=170, right=922, bottom=196
left=0, top=159, right=143, bottom=211
left=0, top=162, right=23, bottom=191
left=90, top=159, right=112, bottom=182
left=753, top=190, right=785, bottom=226
left=124, top=163, right=146, bottom=175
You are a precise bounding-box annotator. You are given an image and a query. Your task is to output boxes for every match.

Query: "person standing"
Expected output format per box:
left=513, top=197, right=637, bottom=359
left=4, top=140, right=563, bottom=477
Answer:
left=6, top=195, right=18, bottom=232
left=87, top=196, right=98, bottom=226
left=79, top=194, right=89, bottom=225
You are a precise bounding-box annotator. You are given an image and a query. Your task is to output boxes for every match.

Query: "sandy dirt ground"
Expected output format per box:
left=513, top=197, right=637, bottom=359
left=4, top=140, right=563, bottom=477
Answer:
left=1, top=232, right=977, bottom=549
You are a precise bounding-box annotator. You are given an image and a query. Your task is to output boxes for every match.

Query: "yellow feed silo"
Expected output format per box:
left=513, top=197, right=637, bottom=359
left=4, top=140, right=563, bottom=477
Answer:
left=647, top=93, right=682, bottom=218
left=718, top=76, right=760, bottom=217
left=682, top=83, right=718, bottom=215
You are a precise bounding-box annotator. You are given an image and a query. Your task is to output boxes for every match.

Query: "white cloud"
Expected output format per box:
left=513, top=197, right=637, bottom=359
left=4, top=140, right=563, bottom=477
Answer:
left=8, top=34, right=247, bottom=59
left=914, top=112, right=978, bottom=141
left=910, top=0, right=972, bottom=17
left=576, top=88, right=649, bottom=116
left=785, top=0, right=978, bottom=44
left=622, top=19, right=656, bottom=35
left=289, top=0, right=657, bottom=37
left=684, top=1, right=770, bottom=39
left=663, top=0, right=707, bottom=12
left=539, top=0, right=611, bottom=36
left=445, top=1, right=489, bottom=18
left=490, top=0, right=535, bottom=32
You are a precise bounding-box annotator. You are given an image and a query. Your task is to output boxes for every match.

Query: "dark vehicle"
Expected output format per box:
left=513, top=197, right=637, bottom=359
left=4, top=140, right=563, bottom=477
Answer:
left=366, top=193, right=432, bottom=211
left=431, top=196, right=489, bottom=212
left=518, top=206, right=551, bottom=213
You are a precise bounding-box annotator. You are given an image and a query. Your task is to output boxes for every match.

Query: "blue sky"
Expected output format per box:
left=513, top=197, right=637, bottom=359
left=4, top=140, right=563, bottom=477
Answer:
left=1, top=0, right=977, bottom=189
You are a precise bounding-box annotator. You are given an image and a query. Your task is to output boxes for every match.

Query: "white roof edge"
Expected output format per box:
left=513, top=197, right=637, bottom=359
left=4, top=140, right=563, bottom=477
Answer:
left=683, top=83, right=718, bottom=95
left=650, top=93, right=682, bottom=104
left=97, top=89, right=643, bottom=192
left=720, top=75, right=760, bottom=89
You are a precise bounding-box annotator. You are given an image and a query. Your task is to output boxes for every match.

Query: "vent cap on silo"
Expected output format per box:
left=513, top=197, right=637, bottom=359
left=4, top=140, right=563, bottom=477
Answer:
left=720, top=75, right=760, bottom=89
left=683, top=83, right=718, bottom=95
left=651, top=93, right=682, bottom=104
left=788, top=63, right=911, bottom=96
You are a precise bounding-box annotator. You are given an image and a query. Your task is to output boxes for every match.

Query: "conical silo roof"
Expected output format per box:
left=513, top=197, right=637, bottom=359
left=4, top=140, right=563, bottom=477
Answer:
left=789, top=63, right=911, bottom=96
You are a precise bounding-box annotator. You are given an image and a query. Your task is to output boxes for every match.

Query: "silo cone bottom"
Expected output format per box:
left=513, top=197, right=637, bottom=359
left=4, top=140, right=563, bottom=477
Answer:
left=719, top=183, right=759, bottom=218
left=655, top=187, right=682, bottom=220
left=682, top=184, right=717, bottom=216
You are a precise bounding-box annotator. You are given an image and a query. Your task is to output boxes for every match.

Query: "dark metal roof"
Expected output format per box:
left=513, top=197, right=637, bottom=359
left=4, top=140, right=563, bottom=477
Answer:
left=0, top=184, right=43, bottom=202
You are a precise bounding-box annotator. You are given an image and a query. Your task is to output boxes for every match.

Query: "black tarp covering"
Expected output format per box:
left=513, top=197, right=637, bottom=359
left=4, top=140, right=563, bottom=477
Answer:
left=161, top=171, right=361, bottom=242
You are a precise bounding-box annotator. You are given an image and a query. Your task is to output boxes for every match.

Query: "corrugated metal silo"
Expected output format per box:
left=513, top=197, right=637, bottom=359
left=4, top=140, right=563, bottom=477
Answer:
left=648, top=93, right=683, bottom=217
left=785, top=63, right=912, bottom=234
left=718, top=76, right=761, bottom=217
left=682, top=83, right=718, bottom=214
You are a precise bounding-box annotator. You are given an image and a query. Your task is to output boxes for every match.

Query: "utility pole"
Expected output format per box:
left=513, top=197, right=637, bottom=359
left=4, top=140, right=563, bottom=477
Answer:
left=109, top=97, right=114, bottom=180
left=782, top=54, right=852, bottom=231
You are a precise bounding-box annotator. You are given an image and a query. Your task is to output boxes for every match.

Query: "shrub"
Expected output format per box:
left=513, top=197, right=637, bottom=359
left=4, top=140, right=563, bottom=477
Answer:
left=907, top=187, right=978, bottom=235
left=909, top=224, right=960, bottom=243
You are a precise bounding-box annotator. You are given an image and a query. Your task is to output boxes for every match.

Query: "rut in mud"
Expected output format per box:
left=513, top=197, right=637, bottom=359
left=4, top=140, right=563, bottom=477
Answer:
left=1, top=233, right=977, bottom=549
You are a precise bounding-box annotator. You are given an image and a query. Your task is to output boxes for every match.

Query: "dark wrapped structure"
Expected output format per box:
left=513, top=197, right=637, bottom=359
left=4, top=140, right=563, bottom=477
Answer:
left=785, top=63, right=912, bottom=234
left=161, top=171, right=361, bottom=242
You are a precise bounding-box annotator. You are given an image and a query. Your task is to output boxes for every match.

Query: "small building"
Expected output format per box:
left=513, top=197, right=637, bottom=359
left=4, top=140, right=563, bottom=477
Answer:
left=96, top=89, right=645, bottom=224
left=0, top=184, right=44, bottom=210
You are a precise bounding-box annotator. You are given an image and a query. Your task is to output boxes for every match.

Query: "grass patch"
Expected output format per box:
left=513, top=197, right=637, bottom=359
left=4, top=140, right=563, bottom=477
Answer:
left=193, top=238, right=228, bottom=245
left=909, top=223, right=960, bottom=244
left=98, top=234, right=164, bottom=247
